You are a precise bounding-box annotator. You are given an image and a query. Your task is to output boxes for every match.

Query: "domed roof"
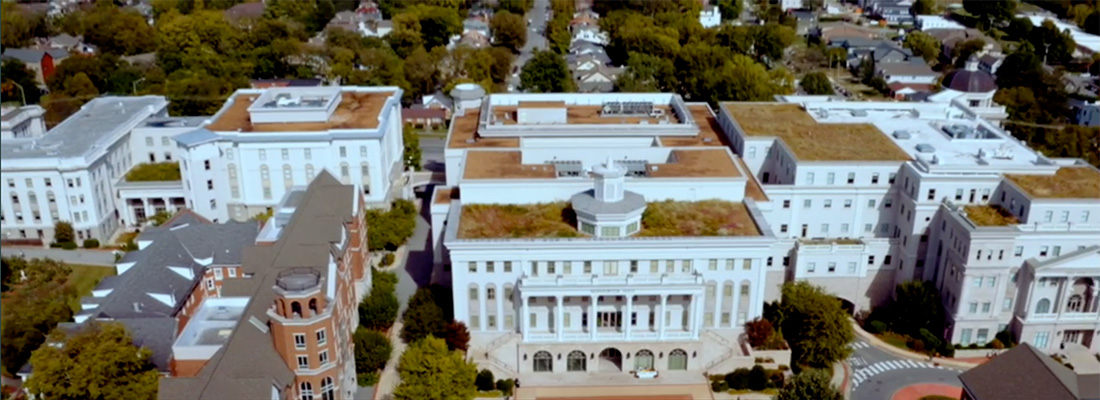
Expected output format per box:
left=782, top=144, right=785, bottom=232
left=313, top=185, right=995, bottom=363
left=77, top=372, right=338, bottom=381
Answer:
left=945, top=69, right=997, bottom=93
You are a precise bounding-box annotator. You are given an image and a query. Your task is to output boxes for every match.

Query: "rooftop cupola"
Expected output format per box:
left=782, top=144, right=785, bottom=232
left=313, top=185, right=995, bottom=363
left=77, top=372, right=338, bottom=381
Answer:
left=570, top=157, right=646, bottom=238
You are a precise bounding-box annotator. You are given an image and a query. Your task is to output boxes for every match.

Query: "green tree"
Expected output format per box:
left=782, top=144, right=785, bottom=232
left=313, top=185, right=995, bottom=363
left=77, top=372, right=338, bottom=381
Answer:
left=25, top=322, right=159, bottom=400
left=393, top=336, right=477, bottom=400
left=911, top=0, right=939, bottom=15
left=80, top=7, right=157, bottom=55
left=952, top=38, right=987, bottom=67
left=403, top=46, right=440, bottom=101
left=963, top=0, right=1017, bottom=28
left=353, top=327, right=393, bottom=373
left=54, top=221, right=76, bottom=244
left=888, top=281, right=945, bottom=339
left=496, top=0, right=532, bottom=14
left=752, top=24, right=796, bottom=63
left=1084, top=11, right=1100, bottom=35
left=903, top=31, right=942, bottom=63
left=476, top=369, right=495, bottom=391
left=490, top=10, right=528, bottom=53
left=776, top=369, right=842, bottom=400
left=0, top=258, right=75, bottom=375
left=1, top=60, right=42, bottom=105
left=487, top=47, right=515, bottom=85
left=616, top=52, right=679, bottom=92
left=1029, top=20, right=1076, bottom=65
left=403, top=123, right=422, bottom=171
left=779, top=281, right=853, bottom=368
left=520, top=50, right=574, bottom=92
left=400, top=288, right=447, bottom=344
left=717, top=0, right=742, bottom=22
left=1, top=3, right=38, bottom=48
left=359, top=272, right=399, bottom=331
left=406, top=5, right=463, bottom=50
left=800, top=72, right=834, bottom=95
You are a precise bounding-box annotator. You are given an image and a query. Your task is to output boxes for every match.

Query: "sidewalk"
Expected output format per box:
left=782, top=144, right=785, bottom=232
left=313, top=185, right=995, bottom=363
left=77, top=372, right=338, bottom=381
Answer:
left=373, top=322, right=408, bottom=400
left=850, top=320, right=980, bottom=370
left=833, top=359, right=851, bottom=398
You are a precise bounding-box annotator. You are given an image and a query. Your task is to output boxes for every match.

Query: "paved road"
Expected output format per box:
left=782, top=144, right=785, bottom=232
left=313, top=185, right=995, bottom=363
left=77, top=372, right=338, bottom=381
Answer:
left=0, top=246, right=115, bottom=266
left=848, top=339, right=963, bottom=400
left=419, top=137, right=445, bottom=173
left=509, top=0, right=550, bottom=90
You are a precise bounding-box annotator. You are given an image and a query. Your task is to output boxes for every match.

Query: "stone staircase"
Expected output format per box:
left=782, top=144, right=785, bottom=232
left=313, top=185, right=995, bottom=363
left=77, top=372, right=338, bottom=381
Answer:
left=469, top=332, right=520, bottom=379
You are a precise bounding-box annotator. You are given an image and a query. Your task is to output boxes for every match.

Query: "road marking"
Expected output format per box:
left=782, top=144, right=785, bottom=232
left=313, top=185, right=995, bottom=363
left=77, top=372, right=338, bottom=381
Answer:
left=850, top=360, right=961, bottom=390
left=848, top=341, right=871, bottom=350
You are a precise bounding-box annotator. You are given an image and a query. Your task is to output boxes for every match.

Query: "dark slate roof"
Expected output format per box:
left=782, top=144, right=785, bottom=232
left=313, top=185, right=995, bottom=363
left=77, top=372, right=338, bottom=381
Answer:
left=872, top=43, right=914, bottom=62
left=567, top=52, right=612, bottom=67
left=159, top=172, right=354, bottom=399
left=79, top=211, right=259, bottom=321
left=570, top=41, right=606, bottom=55
left=944, top=69, right=997, bottom=93
left=959, top=343, right=1081, bottom=400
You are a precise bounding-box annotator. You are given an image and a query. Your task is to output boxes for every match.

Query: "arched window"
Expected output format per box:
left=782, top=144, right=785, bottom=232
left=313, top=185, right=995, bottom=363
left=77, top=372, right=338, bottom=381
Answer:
left=320, top=377, right=335, bottom=400
left=634, top=349, right=654, bottom=370
left=668, top=349, right=688, bottom=370
left=1067, top=295, right=1083, bottom=312
left=46, top=191, right=55, bottom=203
left=567, top=350, right=586, bottom=371
left=291, top=301, right=302, bottom=318
left=308, top=298, right=319, bottom=316
left=283, top=164, right=293, bottom=189
left=533, top=351, right=553, bottom=372
left=27, top=191, right=36, bottom=204
left=1035, top=298, right=1051, bottom=314
left=300, top=382, right=313, bottom=400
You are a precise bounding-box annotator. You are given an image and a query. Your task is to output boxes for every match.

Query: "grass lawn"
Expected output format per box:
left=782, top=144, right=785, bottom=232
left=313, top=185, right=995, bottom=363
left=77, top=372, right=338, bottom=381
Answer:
left=879, top=332, right=911, bottom=351
left=67, top=264, right=116, bottom=312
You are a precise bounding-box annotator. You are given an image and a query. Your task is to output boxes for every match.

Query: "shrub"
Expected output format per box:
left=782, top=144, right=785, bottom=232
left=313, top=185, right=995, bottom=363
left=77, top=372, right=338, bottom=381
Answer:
left=357, top=371, right=379, bottom=386
left=495, top=379, right=515, bottom=396
left=82, top=239, right=100, bottom=249
left=995, top=329, right=1016, bottom=347
left=940, top=343, right=955, bottom=358
left=360, top=271, right=399, bottom=330
left=990, top=338, right=1004, bottom=349
left=911, top=339, right=926, bottom=353
left=745, top=318, right=776, bottom=348
left=919, top=328, right=942, bottom=354
left=60, top=241, right=78, bottom=250
left=777, top=364, right=790, bottom=371
left=476, top=369, right=495, bottom=391
left=748, top=365, right=768, bottom=391
left=766, top=369, right=786, bottom=388
left=353, top=328, right=392, bottom=373
left=443, top=321, right=471, bottom=351
left=381, top=253, right=395, bottom=267
left=867, top=320, right=888, bottom=334
left=53, top=221, right=74, bottom=244
left=967, top=343, right=980, bottom=349
left=725, top=368, right=751, bottom=390
left=710, top=380, right=729, bottom=392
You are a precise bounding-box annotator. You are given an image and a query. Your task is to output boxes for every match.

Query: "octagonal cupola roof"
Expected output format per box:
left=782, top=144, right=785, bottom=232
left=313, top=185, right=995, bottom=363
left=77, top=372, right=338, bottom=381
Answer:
left=570, top=157, right=646, bottom=238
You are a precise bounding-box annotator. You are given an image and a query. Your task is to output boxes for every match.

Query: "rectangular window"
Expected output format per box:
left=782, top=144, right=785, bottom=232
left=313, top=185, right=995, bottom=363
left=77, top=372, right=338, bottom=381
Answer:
left=827, top=262, right=836, bottom=273
left=213, top=268, right=223, bottom=280
left=821, top=224, right=829, bottom=233
left=927, top=189, right=936, bottom=200
left=968, top=302, right=978, bottom=314
left=630, top=260, right=638, bottom=273
left=1002, top=299, right=1012, bottom=312
left=486, top=261, right=495, bottom=273
left=871, top=173, right=879, bottom=184
left=682, top=259, right=692, bottom=272
left=766, top=257, right=773, bottom=267
left=1081, top=211, right=1090, bottom=223
left=884, top=199, right=892, bottom=208
left=487, top=288, right=496, bottom=300
left=206, top=279, right=214, bottom=290
left=228, top=268, right=237, bottom=278
left=469, top=288, right=478, bottom=300
left=981, top=302, right=991, bottom=313
left=709, top=259, right=718, bottom=271
left=826, top=172, right=835, bottom=184
left=604, top=261, right=618, bottom=276
left=844, top=199, right=852, bottom=208
left=742, top=259, right=751, bottom=270
left=780, top=224, right=789, bottom=233
left=864, top=223, right=873, bottom=232
left=564, top=261, right=573, bottom=275
left=1040, top=246, right=1049, bottom=257
left=319, top=350, right=329, bottom=366
left=1034, top=331, right=1049, bottom=348
left=1014, top=246, right=1023, bottom=257
left=44, top=178, right=51, bottom=187
left=806, top=172, right=814, bottom=184
left=824, top=199, right=832, bottom=208
left=976, top=329, right=989, bottom=344
left=803, top=199, right=812, bottom=208
left=955, top=188, right=964, bottom=201
left=468, top=262, right=477, bottom=273
left=1044, top=211, right=1053, bottom=222
left=868, top=255, right=875, bottom=265
left=294, top=334, right=306, bottom=349
left=666, top=260, right=675, bottom=273
left=258, top=149, right=266, bottom=160
left=1059, top=211, right=1069, bottom=222
left=725, top=259, right=735, bottom=270
left=297, top=355, right=309, bottom=370
left=721, top=313, right=731, bottom=324
left=530, top=262, right=538, bottom=276
left=973, top=277, right=983, bottom=287
left=529, top=314, right=536, bottom=328
left=505, top=315, right=514, bottom=328
left=304, top=149, right=311, bottom=159
left=316, top=329, right=327, bottom=345
left=807, top=262, right=816, bottom=273
left=847, top=172, right=855, bottom=184
left=847, top=262, right=857, bottom=273
left=782, top=200, right=790, bottom=208
left=1052, top=246, right=1061, bottom=257
left=987, top=277, right=996, bottom=287
left=547, top=261, right=556, bottom=275
left=281, top=149, right=289, bottom=160
left=504, top=261, right=512, bottom=273
left=360, top=146, right=367, bottom=157
left=960, top=329, right=972, bottom=345
left=584, top=261, right=592, bottom=274
left=649, top=260, right=658, bottom=274
left=339, top=146, right=347, bottom=157
left=884, top=255, right=892, bottom=265
left=841, top=223, right=850, bottom=233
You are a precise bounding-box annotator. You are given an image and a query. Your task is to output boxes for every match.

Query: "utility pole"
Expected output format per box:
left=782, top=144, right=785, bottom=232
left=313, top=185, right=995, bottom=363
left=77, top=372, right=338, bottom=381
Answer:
left=132, top=77, right=146, bottom=95
left=8, top=80, right=27, bottom=105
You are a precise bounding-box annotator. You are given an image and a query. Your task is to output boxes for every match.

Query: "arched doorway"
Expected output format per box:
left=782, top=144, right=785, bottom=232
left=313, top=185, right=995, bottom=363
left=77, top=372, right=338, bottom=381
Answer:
left=837, top=297, right=856, bottom=316
left=599, top=348, right=622, bottom=372
left=668, top=349, right=688, bottom=370
left=567, top=350, right=587, bottom=372
left=634, top=349, right=654, bottom=371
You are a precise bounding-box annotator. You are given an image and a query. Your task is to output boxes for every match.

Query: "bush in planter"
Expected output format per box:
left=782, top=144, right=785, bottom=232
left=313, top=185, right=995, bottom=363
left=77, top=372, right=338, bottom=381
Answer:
left=83, top=239, right=99, bottom=249
left=990, top=338, right=1004, bottom=349
left=766, top=369, right=786, bottom=388
left=60, top=241, right=78, bottom=250
left=967, top=343, right=980, bottom=349
left=710, top=380, right=729, bottom=392
left=495, top=379, right=515, bottom=396
left=866, top=320, right=888, bottom=334
left=940, top=343, right=955, bottom=358
left=476, top=369, right=495, bottom=391
left=748, top=365, right=768, bottom=391
left=380, top=253, right=395, bottom=267
left=777, top=364, right=790, bottom=371
left=725, top=368, right=751, bottom=390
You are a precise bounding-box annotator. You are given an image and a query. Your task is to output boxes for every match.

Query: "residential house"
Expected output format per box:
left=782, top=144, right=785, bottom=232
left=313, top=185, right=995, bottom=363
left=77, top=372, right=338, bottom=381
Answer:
left=568, top=52, right=613, bottom=72
left=19, top=319, right=177, bottom=382
left=699, top=5, right=721, bottom=29
left=978, top=54, right=1004, bottom=75
left=46, top=34, right=96, bottom=54
left=872, top=3, right=914, bottom=25
left=916, top=15, right=965, bottom=31
left=464, top=18, right=491, bottom=38
left=571, top=14, right=599, bottom=29
left=1, top=48, right=70, bottom=86
left=927, top=29, right=1000, bottom=60
left=571, top=25, right=610, bottom=46
left=456, top=31, right=491, bottom=49
left=778, top=0, right=804, bottom=10
left=403, top=105, right=447, bottom=128
left=958, top=343, right=1100, bottom=400
left=224, top=2, right=265, bottom=21
left=570, top=41, right=607, bottom=57
left=326, top=10, right=392, bottom=37
left=422, top=91, right=454, bottom=117
left=790, top=10, right=817, bottom=35
left=1072, top=100, right=1099, bottom=127
left=573, top=9, right=599, bottom=20
left=574, top=64, right=622, bottom=93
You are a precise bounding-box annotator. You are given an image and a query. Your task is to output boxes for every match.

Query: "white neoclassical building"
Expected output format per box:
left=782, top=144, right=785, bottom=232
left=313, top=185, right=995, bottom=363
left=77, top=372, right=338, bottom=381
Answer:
left=433, top=88, right=1100, bottom=384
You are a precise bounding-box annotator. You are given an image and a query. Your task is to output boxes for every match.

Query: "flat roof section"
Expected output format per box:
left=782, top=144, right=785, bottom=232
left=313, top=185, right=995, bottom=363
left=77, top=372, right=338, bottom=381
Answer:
left=964, top=205, right=1019, bottom=227
left=518, top=100, right=567, bottom=108
left=722, top=103, right=911, bottom=162
left=734, top=157, right=769, bottom=202
left=206, top=91, right=393, bottom=132
left=492, top=105, right=678, bottom=125
left=657, top=105, right=728, bottom=147
left=447, top=109, right=520, bottom=149
left=647, top=149, right=741, bottom=178
left=463, top=151, right=556, bottom=180
left=1005, top=167, right=1100, bottom=199
left=434, top=187, right=458, bottom=205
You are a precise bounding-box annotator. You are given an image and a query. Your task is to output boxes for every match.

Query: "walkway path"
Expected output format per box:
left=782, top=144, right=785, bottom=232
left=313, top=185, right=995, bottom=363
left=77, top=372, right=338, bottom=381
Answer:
left=0, top=246, right=115, bottom=266
left=372, top=192, right=436, bottom=400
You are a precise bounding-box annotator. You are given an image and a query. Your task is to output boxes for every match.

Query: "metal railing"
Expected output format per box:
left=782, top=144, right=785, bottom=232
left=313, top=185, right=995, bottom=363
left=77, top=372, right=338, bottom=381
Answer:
left=275, top=267, right=322, bottom=291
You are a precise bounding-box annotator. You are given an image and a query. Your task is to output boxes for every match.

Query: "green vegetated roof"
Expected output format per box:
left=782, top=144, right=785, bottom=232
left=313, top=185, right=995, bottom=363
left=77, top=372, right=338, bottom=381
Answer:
left=125, top=162, right=181, bottom=182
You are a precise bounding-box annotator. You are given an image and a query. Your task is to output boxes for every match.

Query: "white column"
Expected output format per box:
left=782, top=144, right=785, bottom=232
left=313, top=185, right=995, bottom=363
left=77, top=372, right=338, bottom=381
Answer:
left=1056, top=278, right=1069, bottom=317
left=521, top=296, right=530, bottom=341
left=712, top=284, right=723, bottom=329
left=479, top=285, right=488, bottom=332
left=556, top=295, right=564, bottom=341
left=163, top=197, right=173, bottom=213
left=658, top=294, right=667, bottom=340
left=694, top=292, right=706, bottom=339
left=731, top=282, right=741, bottom=328
left=590, top=295, right=599, bottom=341
left=496, top=286, right=505, bottom=332
left=686, top=294, right=696, bottom=337
left=142, top=199, right=153, bottom=222
left=625, top=295, right=634, bottom=340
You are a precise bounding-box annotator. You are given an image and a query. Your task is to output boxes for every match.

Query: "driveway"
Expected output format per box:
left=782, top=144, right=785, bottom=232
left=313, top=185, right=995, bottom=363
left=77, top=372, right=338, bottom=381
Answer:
left=0, top=247, right=115, bottom=266
left=848, top=340, right=964, bottom=400
left=509, top=0, right=550, bottom=90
